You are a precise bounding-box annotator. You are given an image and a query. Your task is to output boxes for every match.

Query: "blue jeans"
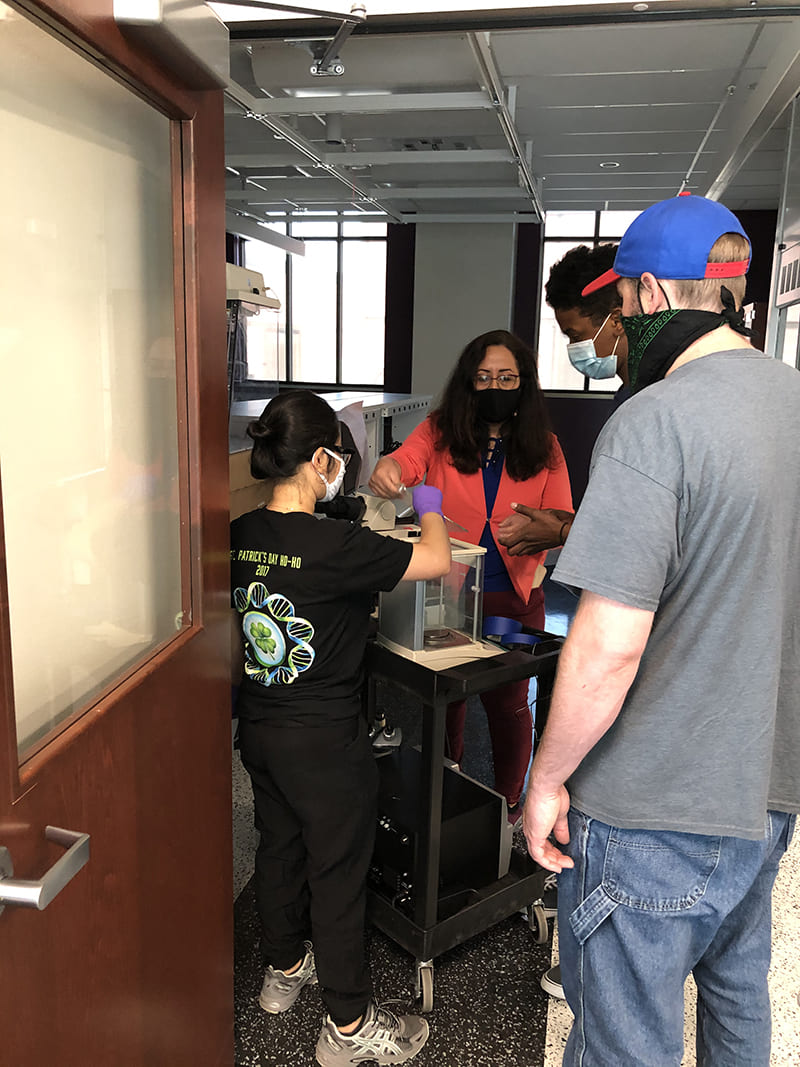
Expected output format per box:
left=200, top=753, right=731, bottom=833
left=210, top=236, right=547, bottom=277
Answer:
left=558, top=808, right=796, bottom=1067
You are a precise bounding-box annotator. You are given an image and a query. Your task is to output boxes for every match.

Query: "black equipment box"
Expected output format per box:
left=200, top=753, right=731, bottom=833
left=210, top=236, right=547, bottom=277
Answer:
left=371, top=747, right=511, bottom=919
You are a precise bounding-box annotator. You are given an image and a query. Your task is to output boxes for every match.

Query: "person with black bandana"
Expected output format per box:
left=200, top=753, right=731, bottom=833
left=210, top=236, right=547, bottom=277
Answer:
left=369, top=329, right=573, bottom=822
left=522, top=194, right=800, bottom=1065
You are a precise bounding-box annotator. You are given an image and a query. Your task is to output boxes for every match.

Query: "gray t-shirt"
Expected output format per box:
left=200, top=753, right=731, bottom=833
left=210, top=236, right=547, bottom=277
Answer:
left=553, top=348, right=800, bottom=840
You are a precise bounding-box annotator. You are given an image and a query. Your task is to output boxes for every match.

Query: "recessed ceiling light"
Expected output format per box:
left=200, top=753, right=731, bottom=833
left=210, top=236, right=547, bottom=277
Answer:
left=600, top=161, right=620, bottom=168
left=633, top=2, right=648, bottom=10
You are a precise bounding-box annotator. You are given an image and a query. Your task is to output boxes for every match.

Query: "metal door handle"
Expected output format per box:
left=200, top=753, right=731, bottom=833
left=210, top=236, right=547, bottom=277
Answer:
left=0, top=826, right=90, bottom=913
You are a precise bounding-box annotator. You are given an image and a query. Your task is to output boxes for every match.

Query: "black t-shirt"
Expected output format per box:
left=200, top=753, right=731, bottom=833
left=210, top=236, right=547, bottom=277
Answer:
left=230, top=509, right=413, bottom=724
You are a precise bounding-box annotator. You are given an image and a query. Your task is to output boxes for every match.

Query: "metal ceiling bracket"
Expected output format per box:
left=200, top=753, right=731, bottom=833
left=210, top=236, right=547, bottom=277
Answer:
left=218, top=0, right=365, bottom=76
left=310, top=47, right=345, bottom=76
left=310, top=3, right=365, bottom=75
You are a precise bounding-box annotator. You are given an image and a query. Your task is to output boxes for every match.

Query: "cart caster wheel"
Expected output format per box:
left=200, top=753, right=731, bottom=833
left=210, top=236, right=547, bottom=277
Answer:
left=528, top=902, right=549, bottom=944
left=415, top=961, right=434, bottom=1013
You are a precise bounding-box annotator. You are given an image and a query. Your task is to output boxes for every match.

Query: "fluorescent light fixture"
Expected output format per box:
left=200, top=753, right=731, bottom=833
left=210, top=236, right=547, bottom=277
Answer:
left=291, top=89, right=393, bottom=98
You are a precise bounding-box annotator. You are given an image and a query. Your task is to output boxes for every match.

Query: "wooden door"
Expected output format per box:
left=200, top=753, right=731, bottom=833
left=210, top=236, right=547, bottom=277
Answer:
left=0, top=3, right=233, bottom=1064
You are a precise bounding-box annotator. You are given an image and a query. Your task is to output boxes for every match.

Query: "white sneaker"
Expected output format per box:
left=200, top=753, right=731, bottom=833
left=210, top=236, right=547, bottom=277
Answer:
left=540, top=963, right=565, bottom=1000
left=315, top=1000, right=429, bottom=1066
left=259, top=942, right=317, bottom=1013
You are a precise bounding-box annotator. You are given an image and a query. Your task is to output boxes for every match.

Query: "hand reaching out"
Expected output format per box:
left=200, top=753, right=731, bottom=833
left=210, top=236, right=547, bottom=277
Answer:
left=496, top=504, right=574, bottom=556
left=368, top=456, right=405, bottom=498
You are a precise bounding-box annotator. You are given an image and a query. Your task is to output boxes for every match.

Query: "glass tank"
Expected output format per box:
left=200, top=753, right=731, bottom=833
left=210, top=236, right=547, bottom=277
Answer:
left=378, top=538, right=485, bottom=653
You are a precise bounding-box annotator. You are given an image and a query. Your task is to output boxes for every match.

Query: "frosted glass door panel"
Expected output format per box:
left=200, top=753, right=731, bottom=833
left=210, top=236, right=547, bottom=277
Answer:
left=0, top=7, right=184, bottom=754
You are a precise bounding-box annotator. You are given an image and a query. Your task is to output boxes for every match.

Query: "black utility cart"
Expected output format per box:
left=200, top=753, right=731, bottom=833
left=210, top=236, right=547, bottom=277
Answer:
left=364, top=631, right=563, bottom=1011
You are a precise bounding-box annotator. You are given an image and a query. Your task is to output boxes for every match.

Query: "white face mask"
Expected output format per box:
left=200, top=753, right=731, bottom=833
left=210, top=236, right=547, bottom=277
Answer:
left=566, top=312, right=619, bottom=380
left=316, top=447, right=346, bottom=502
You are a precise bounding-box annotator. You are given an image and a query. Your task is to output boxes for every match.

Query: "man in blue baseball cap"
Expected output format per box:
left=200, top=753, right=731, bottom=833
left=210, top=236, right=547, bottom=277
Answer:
left=523, top=194, right=800, bottom=1065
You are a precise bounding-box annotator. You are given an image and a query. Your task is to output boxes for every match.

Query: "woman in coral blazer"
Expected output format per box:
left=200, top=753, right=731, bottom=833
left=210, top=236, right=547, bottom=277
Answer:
left=369, top=329, right=573, bottom=821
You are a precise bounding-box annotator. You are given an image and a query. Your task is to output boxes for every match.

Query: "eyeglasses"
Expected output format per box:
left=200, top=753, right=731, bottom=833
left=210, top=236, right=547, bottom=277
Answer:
left=473, top=373, right=520, bottom=390
left=331, top=444, right=355, bottom=468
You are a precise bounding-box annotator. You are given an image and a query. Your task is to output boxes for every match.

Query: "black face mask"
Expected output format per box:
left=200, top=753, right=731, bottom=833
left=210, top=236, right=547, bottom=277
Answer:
left=475, top=387, right=520, bottom=424
left=621, top=285, right=749, bottom=392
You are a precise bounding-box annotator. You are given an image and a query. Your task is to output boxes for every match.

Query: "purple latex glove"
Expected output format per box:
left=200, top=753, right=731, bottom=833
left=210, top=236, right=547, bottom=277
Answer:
left=412, top=484, right=444, bottom=518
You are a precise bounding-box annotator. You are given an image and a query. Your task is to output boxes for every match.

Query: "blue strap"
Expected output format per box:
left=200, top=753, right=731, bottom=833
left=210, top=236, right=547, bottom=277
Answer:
left=568, top=883, right=619, bottom=945
left=483, top=615, right=522, bottom=638
left=502, top=633, right=542, bottom=649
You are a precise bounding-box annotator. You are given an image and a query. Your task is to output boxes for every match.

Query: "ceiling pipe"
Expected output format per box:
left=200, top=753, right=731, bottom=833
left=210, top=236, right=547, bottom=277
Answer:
left=217, top=0, right=365, bottom=25
left=678, top=21, right=765, bottom=196
left=325, top=113, right=344, bottom=144
left=467, top=31, right=544, bottom=222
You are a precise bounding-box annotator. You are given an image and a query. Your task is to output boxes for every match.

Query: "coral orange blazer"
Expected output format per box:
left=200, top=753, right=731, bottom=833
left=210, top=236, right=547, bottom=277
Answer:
left=391, top=417, right=573, bottom=605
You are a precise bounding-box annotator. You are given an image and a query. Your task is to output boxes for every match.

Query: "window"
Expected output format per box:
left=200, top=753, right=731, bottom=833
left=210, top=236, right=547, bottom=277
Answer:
left=780, top=303, right=800, bottom=368
left=243, top=220, right=387, bottom=387
left=239, top=229, right=287, bottom=381
left=341, top=241, right=387, bottom=386
left=537, top=209, right=639, bottom=391
left=1, top=6, right=185, bottom=754
left=292, top=239, right=338, bottom=382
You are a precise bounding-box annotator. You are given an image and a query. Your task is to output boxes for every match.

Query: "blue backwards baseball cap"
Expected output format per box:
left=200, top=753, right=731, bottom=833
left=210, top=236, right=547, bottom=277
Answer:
left=582, top=193, right=750, bottom=296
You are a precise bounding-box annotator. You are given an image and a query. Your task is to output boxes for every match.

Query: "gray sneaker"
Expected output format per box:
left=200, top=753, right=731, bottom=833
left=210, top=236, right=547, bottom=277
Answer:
left=315, top=1001, right=429, bottom=1066
left=259, top=942, right=317, bottom=1013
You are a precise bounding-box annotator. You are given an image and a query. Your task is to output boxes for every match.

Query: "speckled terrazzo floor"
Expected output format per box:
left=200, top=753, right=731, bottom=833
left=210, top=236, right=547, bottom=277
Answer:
left=234, top=869, right=553, bottom=1067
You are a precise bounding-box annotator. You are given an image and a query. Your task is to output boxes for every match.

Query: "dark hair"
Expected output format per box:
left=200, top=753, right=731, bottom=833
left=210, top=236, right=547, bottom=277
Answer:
left=545, top=244, right=621, bottom=325
left=247, top=389, right=339, bottom=481
left=431, top=329, right=555, bottom=480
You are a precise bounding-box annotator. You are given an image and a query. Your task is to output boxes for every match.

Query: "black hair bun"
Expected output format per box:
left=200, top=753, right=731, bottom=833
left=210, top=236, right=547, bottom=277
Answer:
left=246, top=419, right=272, bottom=442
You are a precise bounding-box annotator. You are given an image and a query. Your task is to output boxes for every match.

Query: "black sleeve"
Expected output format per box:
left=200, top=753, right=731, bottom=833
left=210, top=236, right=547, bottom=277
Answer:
left=333, top=523, right=414, bottom=595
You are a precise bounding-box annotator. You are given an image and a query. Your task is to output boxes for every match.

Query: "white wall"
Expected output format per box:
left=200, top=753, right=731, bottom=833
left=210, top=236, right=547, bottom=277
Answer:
left=411, top=223, right=516, bottom=399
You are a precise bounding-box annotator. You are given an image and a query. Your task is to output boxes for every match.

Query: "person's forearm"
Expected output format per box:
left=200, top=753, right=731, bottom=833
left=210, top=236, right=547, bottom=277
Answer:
left=418, top=511, right=450, bottom=563
left=531, top=644, right=635, bottom=792
left=498, top=506, right=575, bottom=555
left=550, top=508, right=575, bottom=547
left=404, top=512, right=451, bottom=580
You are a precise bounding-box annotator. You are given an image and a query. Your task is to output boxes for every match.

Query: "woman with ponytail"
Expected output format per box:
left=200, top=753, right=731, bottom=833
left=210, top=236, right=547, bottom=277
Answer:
left=369, top=331, right=573, bottom=822
left=231, top=389, right=449, bottom=1066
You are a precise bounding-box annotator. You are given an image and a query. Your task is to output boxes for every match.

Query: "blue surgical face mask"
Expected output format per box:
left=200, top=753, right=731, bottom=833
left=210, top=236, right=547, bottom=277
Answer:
left=566, top=313, right=619, bottom=380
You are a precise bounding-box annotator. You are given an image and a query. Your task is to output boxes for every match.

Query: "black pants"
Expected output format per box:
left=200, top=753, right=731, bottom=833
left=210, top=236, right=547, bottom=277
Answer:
left=238, top=712, right=378, bottom=1026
